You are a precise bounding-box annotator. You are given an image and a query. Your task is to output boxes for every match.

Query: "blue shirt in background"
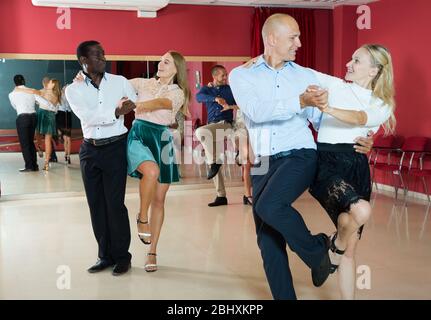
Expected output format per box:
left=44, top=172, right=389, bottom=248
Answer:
left=196, top=85, right=236, bottom=124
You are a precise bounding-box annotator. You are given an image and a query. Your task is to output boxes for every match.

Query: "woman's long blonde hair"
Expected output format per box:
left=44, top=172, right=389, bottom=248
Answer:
left=47, top=79, right=62, bottom=106
left=168, top=51, right=191, bottom=117
left=362, top=44, right=396, bottom=135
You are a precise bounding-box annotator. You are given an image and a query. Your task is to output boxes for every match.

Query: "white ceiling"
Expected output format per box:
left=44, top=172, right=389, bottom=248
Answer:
left=170, top=0, right=379, bottom=9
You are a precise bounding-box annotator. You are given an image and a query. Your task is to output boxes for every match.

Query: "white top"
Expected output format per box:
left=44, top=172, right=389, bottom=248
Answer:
left=8, top=86, right=36, bottom=115
left=311, top=70, right=392, bottom=144
left=58, top=92, right=72, bottom=112
left=35, top=94, right=59, bottom=113
left=130, top=78, right=185, bottom=126
left=65, top=72, right=137, bottom=139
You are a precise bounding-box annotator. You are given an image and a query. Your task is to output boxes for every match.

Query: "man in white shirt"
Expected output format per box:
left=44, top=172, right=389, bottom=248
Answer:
left=66, top=41, right=137, bottom=276
left=8, top=75, right=38, bottom=172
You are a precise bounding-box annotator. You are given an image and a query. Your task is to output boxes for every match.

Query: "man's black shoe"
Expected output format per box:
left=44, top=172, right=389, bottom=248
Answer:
left=112, top=261, right=131, bottom=276
left=87, top=259, right=114, bottom=273
left=207, top=163, right=222, bottom=180
left=19, top=168, right=34, bottom=172
left=311, top=233, right=331, bottom=287
left=208, top=196, right=228, bottom=207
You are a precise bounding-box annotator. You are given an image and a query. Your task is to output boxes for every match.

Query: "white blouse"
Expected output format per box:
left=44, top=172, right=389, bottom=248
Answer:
left=310, top=70, right=392, bottom=144
left=35, top=95, right=59, bottom=113
left=130, top=78, right=185, bottom=126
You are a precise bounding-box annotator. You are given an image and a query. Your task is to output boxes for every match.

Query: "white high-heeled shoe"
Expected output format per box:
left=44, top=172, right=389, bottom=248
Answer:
left=137, top=216, right=151, bottom=245
left=145, top=253, right=157, bottom=272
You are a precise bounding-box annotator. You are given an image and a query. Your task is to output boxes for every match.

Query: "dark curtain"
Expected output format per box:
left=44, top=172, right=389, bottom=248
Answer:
left=251, top=7, right=316, bottom=68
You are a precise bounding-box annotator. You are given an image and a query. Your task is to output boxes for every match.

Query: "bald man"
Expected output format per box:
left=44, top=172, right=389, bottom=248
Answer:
left=229, top=14, right=373, bottom=299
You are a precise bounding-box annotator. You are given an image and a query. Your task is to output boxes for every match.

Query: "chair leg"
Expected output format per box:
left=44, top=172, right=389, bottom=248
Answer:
left=370, top=190, right=377, bottom=208
left=399, top=173, right=408, bottom=199
left=419, top=202, right=431, bottom=239
left=401, top=174, right=409, bottom=207
left=391, top=173, right=399, bottom=201
left=422, top=177, right=430, bottom=203
left=371, top=167, right=377, bottom=190
left=404, top=204, right=410, bottom=241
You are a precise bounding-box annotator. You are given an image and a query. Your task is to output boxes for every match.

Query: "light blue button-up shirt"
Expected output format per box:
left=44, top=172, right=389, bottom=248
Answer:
left=229, top=56, right=322, bottom=158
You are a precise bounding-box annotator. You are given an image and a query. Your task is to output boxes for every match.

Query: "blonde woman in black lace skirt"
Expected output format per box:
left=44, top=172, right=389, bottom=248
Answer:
left=308, top=44, right=396, bottom=299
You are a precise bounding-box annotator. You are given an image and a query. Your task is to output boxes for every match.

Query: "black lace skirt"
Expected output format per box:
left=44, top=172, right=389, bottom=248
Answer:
left=309, top=143, right=372, bottom=235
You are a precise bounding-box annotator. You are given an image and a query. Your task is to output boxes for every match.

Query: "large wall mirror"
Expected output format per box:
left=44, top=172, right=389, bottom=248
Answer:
left=0, top=58, right=244, bottom=197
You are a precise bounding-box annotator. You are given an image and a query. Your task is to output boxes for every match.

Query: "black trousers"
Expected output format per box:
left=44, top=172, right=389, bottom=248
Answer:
left=16, top=113, right=37, bottom=170
left=79, top=136, right=132, bottom=264
left=251, top=148, right=327, bottom=300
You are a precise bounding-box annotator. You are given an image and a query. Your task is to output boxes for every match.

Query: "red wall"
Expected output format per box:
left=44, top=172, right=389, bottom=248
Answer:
left=0, top=0, right=253, bottom=56
left=314, top=9, right=333, bottom=74
left=357, top=0, right=431, bottom=138
left=355, top=0, right=431, bottom=194
left=331, top=6, right=358, bottom=78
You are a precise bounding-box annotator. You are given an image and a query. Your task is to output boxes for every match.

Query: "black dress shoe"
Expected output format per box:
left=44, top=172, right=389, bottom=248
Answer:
left=311, top=233, right=331, bottom=287
left=87, top=260, right=114, bottom=273
left=207, top=163, right=222, bottom=180
left=208, top=196, right=228, bottom=207
left=112, top=261, right=131, bottom=276
left=19, top=168, right=34, bottom=172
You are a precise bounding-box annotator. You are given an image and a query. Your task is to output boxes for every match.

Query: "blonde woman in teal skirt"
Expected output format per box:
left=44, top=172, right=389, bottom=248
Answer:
left=16, top=78, right=61, bottom=171
left=127, top=51, right=190, bottom=272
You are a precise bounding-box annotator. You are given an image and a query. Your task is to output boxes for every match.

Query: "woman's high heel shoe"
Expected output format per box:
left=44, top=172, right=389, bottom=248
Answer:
left=145, top=253, right=157, bottom=272
left=37, top=145, right=43, bottom=158
left=243, top=195, right=253, bottom=205
left=137, top=217, right=151, bottom=245
left=328, top=232, right=345, bottom=274
left=43, top=161, right=49, bottom=171
left=65, top=155, right=71, bottom=165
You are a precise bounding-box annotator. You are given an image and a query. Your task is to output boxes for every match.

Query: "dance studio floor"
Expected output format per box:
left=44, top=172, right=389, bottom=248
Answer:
left=0, top=153, right=431, bottom=299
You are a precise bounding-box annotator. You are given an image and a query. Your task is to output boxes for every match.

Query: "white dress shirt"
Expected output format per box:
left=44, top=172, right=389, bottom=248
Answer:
left=58, top=93, right=72, bottom=112
left=65, top=72, right=137, bottom=139
left=8, top=86, right=36, bottom=115
left=310, top=70, right=391, bottom=144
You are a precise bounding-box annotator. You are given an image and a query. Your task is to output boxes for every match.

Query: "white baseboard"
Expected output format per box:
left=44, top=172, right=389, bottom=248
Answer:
left=374, top=182, right=430, bottom=201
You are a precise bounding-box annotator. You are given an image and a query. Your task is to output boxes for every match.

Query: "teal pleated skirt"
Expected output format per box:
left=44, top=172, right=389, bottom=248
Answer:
left=36, top=108, right=57, bottom=136
left=127, top=119, right=179, bottom=184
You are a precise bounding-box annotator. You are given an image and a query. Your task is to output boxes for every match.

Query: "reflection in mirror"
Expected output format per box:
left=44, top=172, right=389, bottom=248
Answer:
left=0, top=59, right=244, bottom=197
left=0, top=59, right=111, bottom=195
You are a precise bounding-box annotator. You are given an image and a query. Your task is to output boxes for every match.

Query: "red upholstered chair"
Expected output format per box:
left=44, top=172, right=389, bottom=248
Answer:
left=404, top=137, right=431, bottom=203
left=370, top=135, right=405, bottom=198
